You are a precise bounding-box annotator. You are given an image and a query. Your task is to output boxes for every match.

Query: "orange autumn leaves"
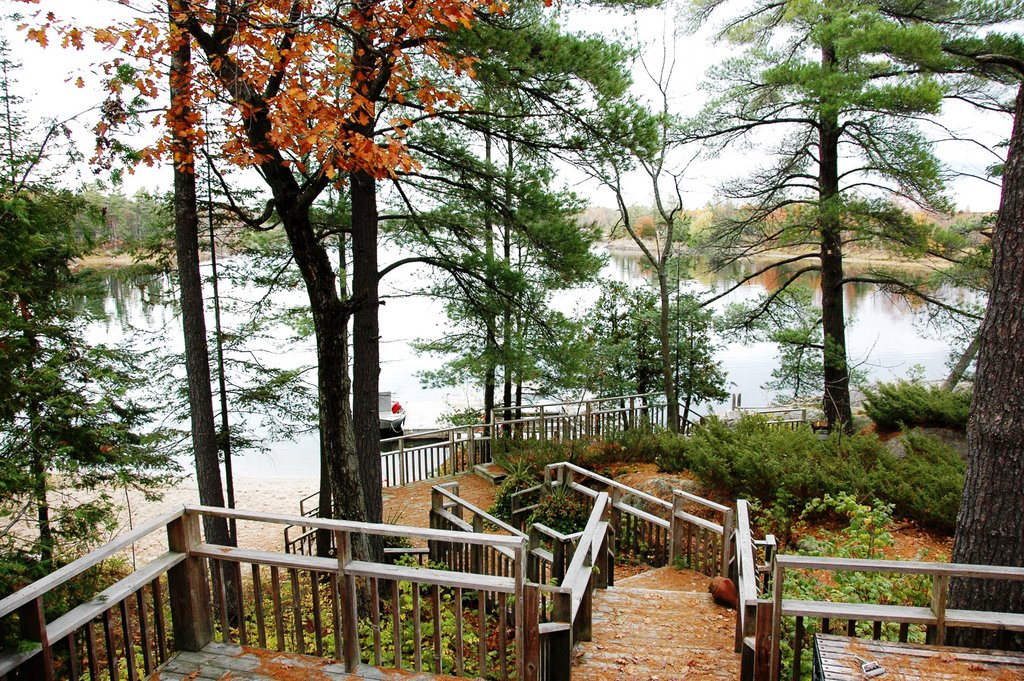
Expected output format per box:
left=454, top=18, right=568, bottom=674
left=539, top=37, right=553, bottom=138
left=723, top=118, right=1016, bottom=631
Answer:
left=16, top=0, right=508, bottom=182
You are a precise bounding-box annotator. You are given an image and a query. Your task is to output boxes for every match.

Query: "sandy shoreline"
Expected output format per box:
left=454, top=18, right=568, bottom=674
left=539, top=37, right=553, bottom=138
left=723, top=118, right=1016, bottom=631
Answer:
left=98, top=475, right=320, bottom=566
left=95, top=471, right=498, bottom=566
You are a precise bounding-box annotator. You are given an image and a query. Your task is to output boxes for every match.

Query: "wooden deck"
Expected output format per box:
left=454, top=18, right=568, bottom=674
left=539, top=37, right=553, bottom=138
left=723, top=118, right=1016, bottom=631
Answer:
left=573, top=574, right=740, bottom=680
left=149, top=641, right=461, bottom=680
left=813, top=634, right=1024, bottom=680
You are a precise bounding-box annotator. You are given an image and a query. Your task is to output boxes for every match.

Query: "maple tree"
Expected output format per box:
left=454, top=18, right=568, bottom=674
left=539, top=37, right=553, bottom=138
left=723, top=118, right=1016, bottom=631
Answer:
left=17, top=0, right=501, bottom=557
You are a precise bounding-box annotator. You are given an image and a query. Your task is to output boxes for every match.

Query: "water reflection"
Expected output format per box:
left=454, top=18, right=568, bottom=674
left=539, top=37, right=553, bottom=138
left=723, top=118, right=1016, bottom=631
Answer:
left=81, top=247, right=973, bottom=477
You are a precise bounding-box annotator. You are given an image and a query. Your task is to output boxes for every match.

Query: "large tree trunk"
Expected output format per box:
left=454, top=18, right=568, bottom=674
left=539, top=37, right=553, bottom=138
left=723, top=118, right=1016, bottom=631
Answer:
left=276, top=200, right=367, bottom=557
left=657, top=268, right=680, bottom=432
left=351, top=169, right=383, bottom=543
left=169, top=4, right=231, bottom=547
left=817, top=44, right=854, bottom=433
left=948, top=83, right=1024, bottom=650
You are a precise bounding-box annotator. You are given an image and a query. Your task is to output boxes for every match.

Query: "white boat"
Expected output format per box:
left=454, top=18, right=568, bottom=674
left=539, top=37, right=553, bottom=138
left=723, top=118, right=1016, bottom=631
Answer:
left=379, top=392, right=406, bottom=435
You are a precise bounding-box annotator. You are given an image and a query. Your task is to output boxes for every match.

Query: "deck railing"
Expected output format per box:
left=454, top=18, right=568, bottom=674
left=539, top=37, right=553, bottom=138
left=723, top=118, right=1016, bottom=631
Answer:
left=538, top=462, right=732, bottom=575
left=286, top=393, right=673, bottom=555
left=0, top=505, right=535, bottom=681
left=733, top=539, right=1024, bottom=681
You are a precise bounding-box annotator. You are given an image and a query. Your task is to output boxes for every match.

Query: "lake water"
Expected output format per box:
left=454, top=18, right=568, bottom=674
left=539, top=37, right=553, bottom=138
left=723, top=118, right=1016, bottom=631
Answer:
left=84, top=245, right=971, bottom=477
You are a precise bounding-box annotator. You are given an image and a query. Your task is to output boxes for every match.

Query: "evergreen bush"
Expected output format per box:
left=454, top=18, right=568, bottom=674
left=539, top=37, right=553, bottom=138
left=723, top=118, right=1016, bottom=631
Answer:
left=863, top=381, right=971, bottom=431
left=657, top=415, right=963, bottom=534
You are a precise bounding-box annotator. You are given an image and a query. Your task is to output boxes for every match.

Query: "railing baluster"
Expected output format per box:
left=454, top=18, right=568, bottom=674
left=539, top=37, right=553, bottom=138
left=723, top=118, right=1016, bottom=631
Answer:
left=370, top=577, right=382, bottom=666
left=150, top=577, right=168, bottom=663
left=102, top=607, right=119, bottom=681
left=214, top=560, right=230, bottom=643
left=792, top=616, right=804, bottom=681
left=252, top=564, right=267, bottom=649
left=311, top=570, right=324, bottom=657
left=135, top=587, right=154, bottom=675
left=477, top=589, right=487, bottom=676
left=66, top=632, right=81, bottom=681
left=119, top=598, right=139, bottom=681
left=412, top=582, right=423, bottom=672
left=431, top=585, right=443, bottom=673
left=84, top=620, right=100, bottom=681
left=498, top=591, right=508, bottom=680
left=392, top=579, right=403, bottom=670
left=270, top=565, right=285, bottom=652
left=290, top=567, right=304, bottom=652
left=233, top=562, right=247, bottom=646
left=454, top=586, right=465, bottom=676
left=331, top=574, right=343, bottom=662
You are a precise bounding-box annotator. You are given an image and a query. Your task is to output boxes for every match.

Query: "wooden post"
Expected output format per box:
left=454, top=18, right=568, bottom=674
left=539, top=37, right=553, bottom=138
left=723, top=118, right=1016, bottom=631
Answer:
left=467, top=426, right=476, bottom=469
left=449, top=428, right=457, bottom=476
left=166, top=512, right=213, bottom=652
left=471, top=516, right=484, bottom=574
left=527, top=526, right=541, bottom=583
left=595, top=525, right=611, bottom=590
left=398, top=436, right=407, bottom=486
left=545, top=624, right=572, bottom=681
left=610, top=487, right=622, bottom=554
left=752, top=600, right=773, bottom=681
left=514, top=540, right=528, bottom=681
left=670, top=492, right=684, bottom=565
left=15, top=596, right=53, bottom=681
left=578, top=549, right=594, bottom=642
left=769, top=560, right=784, bottom=681
left=336, top=531, right=360, bottom=672
left=931, top=574, right=949, bottom=645
left=629, top=395, right=636, bottom=429
left=521, top=584, right=541, bottom=681
left=553, top=537, right=567, bottom=588
left=539, top=411, right=547, bottom=441
left=585, top=401, right=592, bottom=438
left=721, top=508, right=735, bottom=577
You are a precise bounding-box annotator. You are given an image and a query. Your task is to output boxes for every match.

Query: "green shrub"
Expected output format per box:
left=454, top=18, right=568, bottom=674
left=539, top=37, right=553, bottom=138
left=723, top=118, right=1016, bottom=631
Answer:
left=661, top=414, right=962, bottom=536
left=527, top=484, right=591, bottom=535
left=870, top=431, right=965, bottom=533
left=781, top=494, right=932, bottom=680
left=489, top=469, right=539, bottom=524
left=863, top=381, right=971, bottom=431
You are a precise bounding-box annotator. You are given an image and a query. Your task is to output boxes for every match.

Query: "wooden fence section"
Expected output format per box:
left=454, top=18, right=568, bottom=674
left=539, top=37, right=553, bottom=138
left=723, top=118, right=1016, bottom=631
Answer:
left=491, top=393, right=669, bottom=441
left=539, top=462, right=732, bottom=576
left=741, top=554, right=1024, bottom=681
left=428, top=481, right=525, bottom=579
left=0, top=506, right=535, bottom=681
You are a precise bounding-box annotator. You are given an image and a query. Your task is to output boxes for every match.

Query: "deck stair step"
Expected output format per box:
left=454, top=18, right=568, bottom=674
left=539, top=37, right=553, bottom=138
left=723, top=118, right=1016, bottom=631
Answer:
left=572, top=580, right=740, bottom=680
left=473, top=461, right=508, bottom=484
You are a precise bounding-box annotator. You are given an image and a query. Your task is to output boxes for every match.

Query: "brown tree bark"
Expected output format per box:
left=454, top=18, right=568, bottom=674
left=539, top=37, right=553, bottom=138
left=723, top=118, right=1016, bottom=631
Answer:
left=818, top=44, right=854, bottom=434
left=948, top=83, right=1024, bottom=650
left=169, top=3, right=231, bottom=547
left=181, top=5, right=378, bottom=561
left=351, top=168, right=383, bottom=532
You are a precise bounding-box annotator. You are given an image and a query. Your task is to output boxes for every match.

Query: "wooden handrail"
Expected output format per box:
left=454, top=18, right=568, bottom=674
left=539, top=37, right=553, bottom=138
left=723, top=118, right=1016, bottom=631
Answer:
left=775, top=554, right=1024, bottom=579
left=0, top=507, right=185, bottom=619
left=562, top=493, right=610, bottom=615
left=188, top=505, right=526, bottom=550
left=431, top=484, right=527, bottom=538
left=553, top=462, right=673, bottom=513
left=735, top=500, right=759, bottom=607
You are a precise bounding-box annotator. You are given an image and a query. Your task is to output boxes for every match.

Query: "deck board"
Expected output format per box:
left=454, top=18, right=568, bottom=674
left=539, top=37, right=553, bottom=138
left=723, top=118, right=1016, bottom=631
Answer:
left=813, top=633, right=1024, bottom=680
left=147, top=641, right=463, bottom=680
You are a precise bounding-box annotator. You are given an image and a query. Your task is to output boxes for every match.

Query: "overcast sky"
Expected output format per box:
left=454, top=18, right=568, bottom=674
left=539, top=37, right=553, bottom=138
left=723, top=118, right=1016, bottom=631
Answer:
left=1, top=0, right=1014, bottom=213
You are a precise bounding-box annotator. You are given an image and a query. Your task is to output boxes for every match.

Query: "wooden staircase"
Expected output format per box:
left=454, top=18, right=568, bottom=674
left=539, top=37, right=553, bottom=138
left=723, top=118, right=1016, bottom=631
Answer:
left=572, top=568, right=741, bottom=680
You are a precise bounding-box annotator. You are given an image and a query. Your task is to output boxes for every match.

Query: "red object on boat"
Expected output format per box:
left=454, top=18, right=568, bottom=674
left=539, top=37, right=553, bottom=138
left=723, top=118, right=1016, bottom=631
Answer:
left=392, top=401, right=402, bottom=414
